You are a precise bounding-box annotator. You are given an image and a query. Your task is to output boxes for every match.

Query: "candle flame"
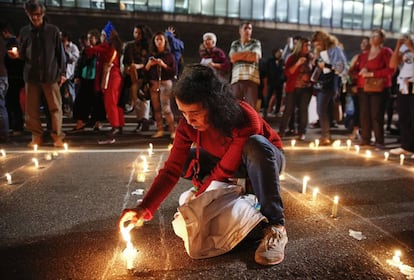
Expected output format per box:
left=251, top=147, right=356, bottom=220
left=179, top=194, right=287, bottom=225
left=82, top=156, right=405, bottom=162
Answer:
left=312, top=187, right=319, bottom=201
left=120, top=222, right=139, bottom=270
left=32, top=158, right=39, bottom=168
left=5, top=173, right=12, bottom=185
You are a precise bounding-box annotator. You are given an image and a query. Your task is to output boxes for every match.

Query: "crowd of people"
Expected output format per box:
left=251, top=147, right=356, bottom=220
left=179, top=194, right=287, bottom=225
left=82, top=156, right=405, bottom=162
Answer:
left=1, top=1, right=412, bottom=154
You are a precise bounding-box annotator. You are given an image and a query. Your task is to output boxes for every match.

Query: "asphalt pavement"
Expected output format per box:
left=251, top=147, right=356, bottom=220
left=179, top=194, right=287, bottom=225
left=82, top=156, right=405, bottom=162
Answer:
left=0, top=112, right=413, bottom=280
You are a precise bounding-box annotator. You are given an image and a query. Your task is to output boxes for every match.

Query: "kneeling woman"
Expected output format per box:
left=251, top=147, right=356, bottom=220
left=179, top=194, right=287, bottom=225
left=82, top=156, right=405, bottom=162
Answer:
left=119, top=64, right=287, bottom=266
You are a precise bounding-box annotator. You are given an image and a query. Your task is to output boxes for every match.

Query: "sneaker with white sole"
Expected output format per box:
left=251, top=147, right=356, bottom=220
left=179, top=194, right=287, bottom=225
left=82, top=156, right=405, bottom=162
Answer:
left=389, top=147, right=412, bottom=155
left=255, top=225, right=288, bottom=265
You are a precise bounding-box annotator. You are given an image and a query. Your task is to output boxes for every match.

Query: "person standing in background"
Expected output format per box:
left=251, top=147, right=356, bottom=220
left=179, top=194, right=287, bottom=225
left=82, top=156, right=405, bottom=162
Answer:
left=311, top=30, right=347, bottom=145
left=60, top=31, right=79, bottom=118
left=0, top=20, right=10, bottom=142
left=389, top=33, right=414, bottom=156
left=279, top=38, right=313, bottom=141
left=165, top=26, right=184, bottom=78
left=10, top=0, right=66, bottom=148
left=2, top=20, right=23, bottom=137
left=229, top=22, right=262, bottom=111
left=198, top=32, right=231, bottom=81
left=86, top=21, right=124, bottom=144
left=263, top=48, right=285, bottom=118
left=347, top=36, right=370, bottom=141
left=144, top=31, right=176, bottom=139
left=357, top=29, right=394, bottom=149
left=122, top=24, right=152, bottom=132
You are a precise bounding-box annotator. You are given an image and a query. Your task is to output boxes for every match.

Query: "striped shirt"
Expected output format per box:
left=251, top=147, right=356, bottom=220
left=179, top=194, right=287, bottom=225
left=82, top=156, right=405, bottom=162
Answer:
left=229, top=39, right=261, bottom=85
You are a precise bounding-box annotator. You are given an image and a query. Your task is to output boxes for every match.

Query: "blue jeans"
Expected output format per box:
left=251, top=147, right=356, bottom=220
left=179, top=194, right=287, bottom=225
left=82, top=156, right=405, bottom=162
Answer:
left=182, top=135, right=286, bottom=226
left=0, top=77, right=10, bottom=139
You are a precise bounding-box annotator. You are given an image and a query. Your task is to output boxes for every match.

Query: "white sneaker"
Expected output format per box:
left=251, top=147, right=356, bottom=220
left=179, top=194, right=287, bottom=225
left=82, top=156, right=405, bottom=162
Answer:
left=254, top=225, right=288, bottom=265
left=151, top=131, right=164, bottom=138
left=389, top=147, right=412, bottom=155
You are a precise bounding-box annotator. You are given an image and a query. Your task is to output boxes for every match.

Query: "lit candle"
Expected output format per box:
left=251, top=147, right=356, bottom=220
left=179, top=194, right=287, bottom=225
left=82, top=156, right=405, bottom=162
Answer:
left=384, top=152, right=389, bottom=161
left=32, top=158, right=39, bottom=169
left=331, top=196, right=339, bottom=218
left=291, top=139, right=296, bottom=147
left=148, top=143, right=153, bottom=156
left=354, top=145, right=360, bottom=153
left=0, top=149, right=6, bottom=157
left=312, top=187, right=319, bottom=201
left=136, top=172, right=145, bottom=182
left=315, top=139, right=320, bottom=148
left=5, top=173, right=12, bottom=185
left=332, top=140, right=341, bottom=148
left=309, top=142, right=315, bottom=149
left=123, top=241, right=138, bottom=270
left=392, top=250, right=401, bottom=264
left=365, top=150, right=372, bottom=158
left=346, top=139, right=351, bottom=150
left=63, top=143, right=68, bottom=151
left=140, top=155, right=148, bottom=172
left=400, top=154, right=405, bottom=166
left=45, top=153, right=52, bottom=161
left=302, top=176, right=310, bottom=194
left=52, top=151, right=59, bottom=157
left=120, top=221, right=142, bottom=270
left=33, top=144, right=38, bottom=152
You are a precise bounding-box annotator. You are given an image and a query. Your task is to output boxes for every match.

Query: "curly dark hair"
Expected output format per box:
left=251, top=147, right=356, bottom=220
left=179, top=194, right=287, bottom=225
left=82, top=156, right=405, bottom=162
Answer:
left=173, top=64, right=247, bottom=137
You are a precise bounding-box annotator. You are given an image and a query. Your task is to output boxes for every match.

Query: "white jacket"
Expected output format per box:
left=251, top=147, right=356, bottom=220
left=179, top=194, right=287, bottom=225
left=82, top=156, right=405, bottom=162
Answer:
left=172, top=181, right=267, bottom=259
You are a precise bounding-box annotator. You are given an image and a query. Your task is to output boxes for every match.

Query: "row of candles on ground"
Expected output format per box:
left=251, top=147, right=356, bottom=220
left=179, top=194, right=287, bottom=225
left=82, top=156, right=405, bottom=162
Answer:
left=302, top=175, right=414, bottom=277
left=302, top=175, right=339, bottom=218
left=290, top=139, right=409, bottom=166
left=2, top=144, right=69, bottom=185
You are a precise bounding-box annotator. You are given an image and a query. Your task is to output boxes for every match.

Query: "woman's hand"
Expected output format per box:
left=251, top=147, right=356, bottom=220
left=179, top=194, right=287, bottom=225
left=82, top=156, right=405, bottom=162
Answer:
left=118, top=206, right=147, bottom=231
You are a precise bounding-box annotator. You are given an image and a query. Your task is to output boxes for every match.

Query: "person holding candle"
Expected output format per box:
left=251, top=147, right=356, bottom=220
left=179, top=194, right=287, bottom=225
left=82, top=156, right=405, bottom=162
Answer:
left=119, top=64, right=287, bottom=266
left=9, top=0, right=66, bottom=148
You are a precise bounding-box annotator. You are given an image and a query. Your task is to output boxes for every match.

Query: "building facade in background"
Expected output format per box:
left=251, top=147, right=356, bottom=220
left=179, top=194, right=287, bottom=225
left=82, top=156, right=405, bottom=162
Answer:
left=0, top=0, right=413, bottom=34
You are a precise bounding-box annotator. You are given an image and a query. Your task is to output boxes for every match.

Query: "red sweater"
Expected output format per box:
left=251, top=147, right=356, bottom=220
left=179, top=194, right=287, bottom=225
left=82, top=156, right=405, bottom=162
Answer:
left=357, top=47, right=394, bottom=88
left=140, top=101, right=283, bottom=219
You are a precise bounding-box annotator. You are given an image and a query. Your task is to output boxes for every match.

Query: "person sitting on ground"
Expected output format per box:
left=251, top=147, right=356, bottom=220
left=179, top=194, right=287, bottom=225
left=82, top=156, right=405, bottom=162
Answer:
left=119, top=64, right=288, bottom=266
